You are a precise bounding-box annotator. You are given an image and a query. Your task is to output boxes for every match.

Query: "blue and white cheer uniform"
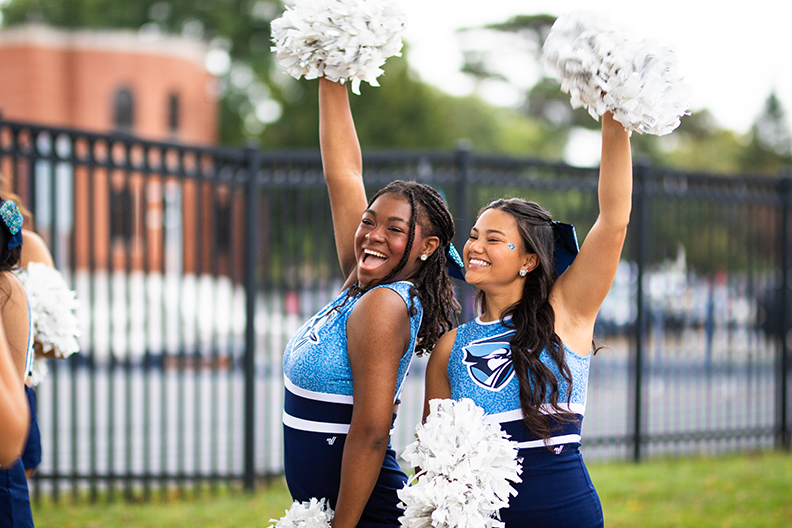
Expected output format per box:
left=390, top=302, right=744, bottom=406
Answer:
left=282, top=281, right=421, bottom=527
left=448, top=317, right=603, bottom=528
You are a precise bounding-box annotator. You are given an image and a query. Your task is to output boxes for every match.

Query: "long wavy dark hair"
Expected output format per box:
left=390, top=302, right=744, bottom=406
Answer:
left=476, top=198, right=575, bottom=443
left=344, top=180, right=460, bottom=354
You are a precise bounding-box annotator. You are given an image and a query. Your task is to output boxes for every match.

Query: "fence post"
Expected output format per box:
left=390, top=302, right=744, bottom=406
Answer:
left=455, top=141, right=472, bottom=320
left=630, top=164, right=649, bottom=462
left=778, top=169, right=792, bottom=451
left=243, top=145, right=261, bottom=491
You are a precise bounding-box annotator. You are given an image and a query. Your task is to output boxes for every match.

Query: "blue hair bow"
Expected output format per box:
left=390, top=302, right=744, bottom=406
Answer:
left=446, top=243, right=466, bottom=281
left=552, top=221, right=579, bottom=277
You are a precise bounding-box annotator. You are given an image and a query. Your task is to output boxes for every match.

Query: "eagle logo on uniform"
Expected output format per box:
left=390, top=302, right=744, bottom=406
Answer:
left=462, top=331, right=516, bottom=391
left=291, top=308, right=337, bottom=352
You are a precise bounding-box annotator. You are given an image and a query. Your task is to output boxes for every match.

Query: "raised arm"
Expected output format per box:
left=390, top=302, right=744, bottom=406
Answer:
left=552, top=112, right=632, bottom=347
left=319, top=78, right=368, bottom=281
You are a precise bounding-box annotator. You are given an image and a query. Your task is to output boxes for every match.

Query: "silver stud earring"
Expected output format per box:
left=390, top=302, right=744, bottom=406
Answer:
left=420, top=254, right=428, bottom=261
left=519, top=269, right=528, bottom=277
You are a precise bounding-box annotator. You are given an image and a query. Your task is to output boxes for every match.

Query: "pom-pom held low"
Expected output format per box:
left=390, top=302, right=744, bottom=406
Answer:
left=398, top=398, right=523, bottom=528
left=15, top=262, right=81, bottom=361
left=268, top=497, right=334, bottom=528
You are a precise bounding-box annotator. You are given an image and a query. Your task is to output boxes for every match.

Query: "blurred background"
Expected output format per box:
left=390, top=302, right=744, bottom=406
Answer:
left=0, top=0, right=789, bottom=512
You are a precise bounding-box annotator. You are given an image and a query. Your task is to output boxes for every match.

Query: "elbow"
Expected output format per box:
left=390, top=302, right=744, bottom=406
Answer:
left=348, top=424, right=391, bottom=452
left=598, top=213, right=631, bottom=234
left=0, top=414, right=28, bottom=467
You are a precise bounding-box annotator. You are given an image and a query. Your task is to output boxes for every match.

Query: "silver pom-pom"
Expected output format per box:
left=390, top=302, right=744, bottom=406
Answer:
left=398, top=399, right=523, bottom=528
left=270, top=0, right=406, bottom=95
left=15, top=262, right=80, bottom=360
left=268, top=497, right=334, bottom=528
left=542, top=10, right=690, bottom=135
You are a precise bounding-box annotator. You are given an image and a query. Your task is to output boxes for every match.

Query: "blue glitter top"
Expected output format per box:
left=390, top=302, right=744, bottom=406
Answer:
left=447, top=317, right=590, bottom=448
left=283, top=281, right=422, bottom=401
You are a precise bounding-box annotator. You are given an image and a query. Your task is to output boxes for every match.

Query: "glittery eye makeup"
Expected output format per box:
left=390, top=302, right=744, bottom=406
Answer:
left=508, top=243, right=516, bottom=251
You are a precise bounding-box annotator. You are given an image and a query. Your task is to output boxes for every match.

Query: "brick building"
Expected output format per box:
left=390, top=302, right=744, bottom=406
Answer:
left=0, top=24, right=220, bottom=274
left=0, top=23, right=217, bottom=143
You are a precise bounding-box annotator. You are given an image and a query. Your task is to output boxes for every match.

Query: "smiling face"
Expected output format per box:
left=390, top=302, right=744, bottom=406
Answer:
left=353, top=193, right=434, bottom=289
left=463, top=207, right=537, bottom=290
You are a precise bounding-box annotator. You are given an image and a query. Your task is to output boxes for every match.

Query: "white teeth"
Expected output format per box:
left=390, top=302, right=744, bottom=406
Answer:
left=364, top=249, right=387, bottom=259
left=469, top=259, right=490, bottom=267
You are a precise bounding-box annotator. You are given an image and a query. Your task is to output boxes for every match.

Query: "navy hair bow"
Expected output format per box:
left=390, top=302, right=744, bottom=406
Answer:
left=552, top=221, right=579, bottom=277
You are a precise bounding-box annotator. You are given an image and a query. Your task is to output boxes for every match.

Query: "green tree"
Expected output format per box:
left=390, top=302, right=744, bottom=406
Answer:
left=2, top=0, right=283, bottom=145
left=1, top=0, right=544, bottom=153
left=739, top=91, right=792, bottom=175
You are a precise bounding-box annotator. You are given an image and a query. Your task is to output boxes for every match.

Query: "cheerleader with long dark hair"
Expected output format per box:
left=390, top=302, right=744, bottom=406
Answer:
left=423, top=112, right=632, bottom=527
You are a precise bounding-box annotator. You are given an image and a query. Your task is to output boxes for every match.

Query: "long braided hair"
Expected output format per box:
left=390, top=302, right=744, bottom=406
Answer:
left=476, top=198, right=575, bottom=443
left=344, top=180, right=460, bottom=354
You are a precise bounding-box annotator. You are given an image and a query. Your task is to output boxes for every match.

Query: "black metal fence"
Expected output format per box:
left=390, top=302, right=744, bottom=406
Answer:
left=1, top=118, right=789, bottom=502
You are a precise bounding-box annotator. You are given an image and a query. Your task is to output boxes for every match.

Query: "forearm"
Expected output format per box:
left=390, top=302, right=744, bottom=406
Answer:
left=319, top=78, right=363, bottom=182
left=319, top=78, right=367, bottom=275
left=597, top=112, right=633, bottom=229
left=333, top=428, right=390, bottom=528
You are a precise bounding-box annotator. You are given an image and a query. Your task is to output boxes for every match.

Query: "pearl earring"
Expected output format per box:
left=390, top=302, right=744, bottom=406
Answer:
left=519, top=269, right=528, bottom=277
left=420, top=254, right=428, bottom=261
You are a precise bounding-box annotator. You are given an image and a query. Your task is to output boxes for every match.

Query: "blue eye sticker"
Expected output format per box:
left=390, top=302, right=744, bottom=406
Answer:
left=508, top=243, right=515, bottom=251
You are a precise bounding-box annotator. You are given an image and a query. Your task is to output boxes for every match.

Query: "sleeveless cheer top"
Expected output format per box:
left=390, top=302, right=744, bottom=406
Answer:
left=282, top=281, right=422, bottom=524
left=448, top=317, right=603, bottom=527
left=447, top=316, right=590, bottom=449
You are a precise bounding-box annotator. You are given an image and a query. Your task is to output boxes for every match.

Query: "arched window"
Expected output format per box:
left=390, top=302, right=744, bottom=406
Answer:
left=168, top=93, right=180, bottom=133
left=113, top=87, right=135, bottom=131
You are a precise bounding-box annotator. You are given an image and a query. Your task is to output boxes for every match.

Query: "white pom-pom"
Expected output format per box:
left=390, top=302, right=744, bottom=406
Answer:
left=268, top=497, right=334, bottom=528
left=398, top=399, right=523, bottom=528
left=542, top=10, right=690, bottom=135
left=29, top=357, right=48, bottom=387
left=270, top=0, right=406, bottom=94
left=15, top=262, right=80, bottom=359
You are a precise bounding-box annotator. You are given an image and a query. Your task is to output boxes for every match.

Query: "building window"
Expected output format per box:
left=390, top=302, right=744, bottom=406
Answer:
left=168, top=93, right=180, bottom=134
left=214, top=197, right=231, bottom=256
left=110, top=184, right=133, bottom=243
left=113, top=88, right=135, bottom=131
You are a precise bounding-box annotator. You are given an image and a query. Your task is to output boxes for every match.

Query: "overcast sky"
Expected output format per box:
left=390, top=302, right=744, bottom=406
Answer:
left=397, top=0, right=792, bottom=136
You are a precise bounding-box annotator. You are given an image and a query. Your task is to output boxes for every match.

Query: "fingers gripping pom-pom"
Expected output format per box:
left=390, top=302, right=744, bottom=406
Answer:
left=268, top=497, right=334, bottom=528
left=270, top=0, right=407, bottom=95
left=398, top=399, right=523, bottom=528
left=15, top=262, right=81, bottom=361
left=542, top=10, right=690, bottom=135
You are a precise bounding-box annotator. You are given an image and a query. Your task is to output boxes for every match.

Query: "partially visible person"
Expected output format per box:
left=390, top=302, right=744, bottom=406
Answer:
left=0, top=198, right=35, bottom=528
left=0, top=187, right=54, bottom=479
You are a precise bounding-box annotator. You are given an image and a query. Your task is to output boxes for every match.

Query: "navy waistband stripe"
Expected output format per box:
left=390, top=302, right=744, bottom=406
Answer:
left=498, top=414, right=583, bottom=444
left=284, top=387, right=354, bottom=425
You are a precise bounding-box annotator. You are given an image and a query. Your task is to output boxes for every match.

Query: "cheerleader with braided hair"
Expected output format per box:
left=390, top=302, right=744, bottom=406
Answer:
left=281, top=78, right=460, bottom=527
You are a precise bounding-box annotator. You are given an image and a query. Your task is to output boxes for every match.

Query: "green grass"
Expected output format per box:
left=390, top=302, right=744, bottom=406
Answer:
left=31, top=451, right=792, bottom=527
left=590, top=451, right=792, bottom=527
